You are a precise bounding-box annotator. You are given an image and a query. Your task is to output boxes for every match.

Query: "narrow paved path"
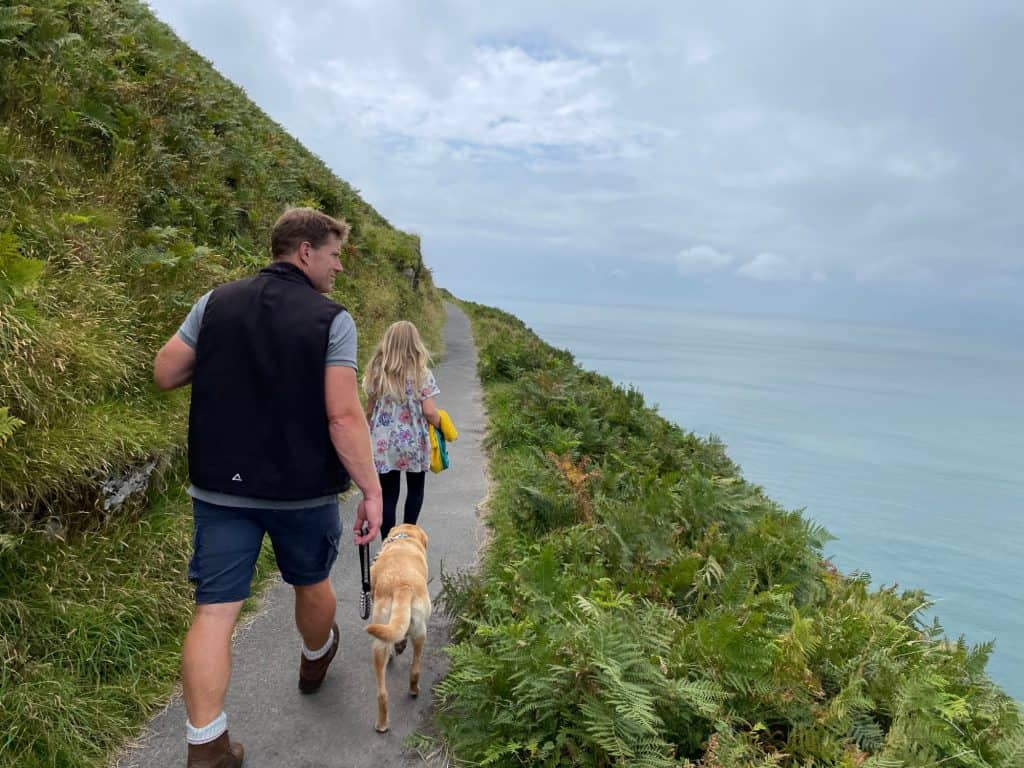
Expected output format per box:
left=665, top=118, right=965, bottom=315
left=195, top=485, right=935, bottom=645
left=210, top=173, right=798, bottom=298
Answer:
left=117, top=303, right=486, bottom=767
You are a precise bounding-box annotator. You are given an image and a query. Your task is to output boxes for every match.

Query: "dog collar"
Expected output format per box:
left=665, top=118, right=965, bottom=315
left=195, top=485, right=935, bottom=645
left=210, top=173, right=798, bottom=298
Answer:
left=382, top=532, right=410, bottom=547
left=371, top=532, right=411, bottom=565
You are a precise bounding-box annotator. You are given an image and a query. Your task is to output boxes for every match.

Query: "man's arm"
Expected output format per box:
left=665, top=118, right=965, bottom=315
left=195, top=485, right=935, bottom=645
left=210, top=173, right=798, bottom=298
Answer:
left=325, top=365, right=383, bottom=544
left=153, top=335, right=197, bottom=390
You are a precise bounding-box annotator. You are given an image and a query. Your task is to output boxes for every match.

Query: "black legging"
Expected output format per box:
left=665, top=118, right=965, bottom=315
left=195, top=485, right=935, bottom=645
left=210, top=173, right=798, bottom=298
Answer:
left=379, top=470, right=425, bottom=539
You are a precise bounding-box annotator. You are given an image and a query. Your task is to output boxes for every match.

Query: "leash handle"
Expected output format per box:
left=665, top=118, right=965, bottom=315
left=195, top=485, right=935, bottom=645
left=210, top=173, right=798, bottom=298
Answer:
left=358, top=522, right=372, bottom=620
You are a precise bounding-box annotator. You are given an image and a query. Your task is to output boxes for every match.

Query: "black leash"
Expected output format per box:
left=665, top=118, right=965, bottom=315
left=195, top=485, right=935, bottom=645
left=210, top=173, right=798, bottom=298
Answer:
left=358, top=522, right=372, bottom=620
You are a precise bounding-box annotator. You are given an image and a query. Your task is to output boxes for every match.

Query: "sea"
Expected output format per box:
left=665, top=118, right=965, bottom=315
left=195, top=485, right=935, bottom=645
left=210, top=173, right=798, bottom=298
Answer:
left=488, top=297, right=1023, bottom=700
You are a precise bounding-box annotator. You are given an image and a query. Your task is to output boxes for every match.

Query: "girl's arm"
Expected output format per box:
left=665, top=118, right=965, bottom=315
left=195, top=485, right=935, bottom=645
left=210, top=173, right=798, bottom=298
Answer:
left=421, top=396, right=441, bottom=427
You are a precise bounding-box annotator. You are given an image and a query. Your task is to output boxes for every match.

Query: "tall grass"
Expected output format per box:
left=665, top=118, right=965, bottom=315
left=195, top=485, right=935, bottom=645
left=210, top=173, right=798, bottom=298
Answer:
left=0, top=468, right=277, bottom=768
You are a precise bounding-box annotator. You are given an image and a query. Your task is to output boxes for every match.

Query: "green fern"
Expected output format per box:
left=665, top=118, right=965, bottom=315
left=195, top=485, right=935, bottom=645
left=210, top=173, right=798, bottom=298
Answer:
left=0, top=230, right=44, bottom=299
left=0, top=407, right=23, bottom=447
left=0, top=6, right=34, bottom=45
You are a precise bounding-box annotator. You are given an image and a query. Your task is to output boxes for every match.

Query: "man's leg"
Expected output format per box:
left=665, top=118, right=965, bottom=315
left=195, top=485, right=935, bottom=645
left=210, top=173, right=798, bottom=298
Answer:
left=182, top=601, right=244, bottom=727
left=184, top=499, right=262, bottom=765
left=294, top=578, right=336, bottom=650
left=268, top=501, right=343, bottom=693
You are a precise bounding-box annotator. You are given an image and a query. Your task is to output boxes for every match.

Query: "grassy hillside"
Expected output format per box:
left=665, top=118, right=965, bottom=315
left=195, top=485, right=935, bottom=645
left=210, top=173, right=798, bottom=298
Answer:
left=0, top=2, right=442, bottom=765
left=0, top=0, right=442, bottom=523
left=438, top=301, right=1023, bottom=767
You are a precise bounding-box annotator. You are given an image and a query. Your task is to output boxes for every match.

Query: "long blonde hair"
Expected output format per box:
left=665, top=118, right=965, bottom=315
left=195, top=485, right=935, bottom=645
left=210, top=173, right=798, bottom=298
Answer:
left=362, top=321, right=432, bottom=401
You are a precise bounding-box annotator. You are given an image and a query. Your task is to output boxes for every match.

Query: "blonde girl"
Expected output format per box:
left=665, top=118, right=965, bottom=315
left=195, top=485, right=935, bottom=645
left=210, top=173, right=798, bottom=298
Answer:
left=362, top=321, right=441, bottom=539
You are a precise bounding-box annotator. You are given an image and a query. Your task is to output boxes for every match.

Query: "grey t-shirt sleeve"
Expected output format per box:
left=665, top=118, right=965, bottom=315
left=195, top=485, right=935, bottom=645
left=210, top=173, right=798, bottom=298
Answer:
left=326, top=310, right=357, bottom=369
left=177, top=290, right=212, bottom=349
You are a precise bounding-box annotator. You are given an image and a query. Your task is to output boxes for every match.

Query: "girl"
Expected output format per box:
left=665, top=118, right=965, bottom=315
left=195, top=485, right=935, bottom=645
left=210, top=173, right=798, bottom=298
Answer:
left=362, top=321, right=442, bottom=539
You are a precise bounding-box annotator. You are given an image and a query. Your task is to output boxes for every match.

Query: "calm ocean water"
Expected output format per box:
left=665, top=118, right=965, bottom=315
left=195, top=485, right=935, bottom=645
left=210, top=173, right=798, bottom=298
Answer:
left=492, top=298, right=1023, bottom=699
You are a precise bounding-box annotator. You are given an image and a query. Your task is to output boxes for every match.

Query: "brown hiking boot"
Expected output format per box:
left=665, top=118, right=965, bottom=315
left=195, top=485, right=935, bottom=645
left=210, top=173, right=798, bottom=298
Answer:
left=186, top=731, right=244, bottom=767
left=299, top=622, right=339, bottom=694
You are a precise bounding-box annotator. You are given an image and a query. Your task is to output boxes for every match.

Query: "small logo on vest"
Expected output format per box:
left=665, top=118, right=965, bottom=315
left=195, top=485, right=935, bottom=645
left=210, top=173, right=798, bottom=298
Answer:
left=232, top=473, right=243, bottom=482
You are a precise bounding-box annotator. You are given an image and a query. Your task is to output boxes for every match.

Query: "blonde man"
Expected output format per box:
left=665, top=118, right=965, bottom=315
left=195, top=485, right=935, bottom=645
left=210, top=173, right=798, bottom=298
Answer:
left=154, top=207, right=382, bottom=768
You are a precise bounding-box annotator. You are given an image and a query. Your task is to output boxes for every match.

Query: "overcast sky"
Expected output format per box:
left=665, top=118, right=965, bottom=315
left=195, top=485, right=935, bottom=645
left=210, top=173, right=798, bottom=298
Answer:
left=146, top=1, right=1023, bottom=334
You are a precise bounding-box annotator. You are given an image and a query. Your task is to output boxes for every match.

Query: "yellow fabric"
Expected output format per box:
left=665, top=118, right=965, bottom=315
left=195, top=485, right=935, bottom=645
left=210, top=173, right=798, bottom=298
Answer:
left=438, top=409, right=458, bottom=442
left=429, top=409, right=457, bottom=474
left=429, top=424, right=443, bottom=473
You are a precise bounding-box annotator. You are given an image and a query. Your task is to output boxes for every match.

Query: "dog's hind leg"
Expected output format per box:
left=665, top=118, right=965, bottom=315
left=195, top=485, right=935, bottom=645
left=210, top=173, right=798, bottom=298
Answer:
left=373, top=642, right=390, bottom=733
left=409, top=634, right=425, bottom=697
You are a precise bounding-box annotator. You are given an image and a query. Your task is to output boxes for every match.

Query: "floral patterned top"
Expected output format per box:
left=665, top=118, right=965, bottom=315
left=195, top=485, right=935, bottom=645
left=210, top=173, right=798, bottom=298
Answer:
left=368, top=369, right=440, bottom=473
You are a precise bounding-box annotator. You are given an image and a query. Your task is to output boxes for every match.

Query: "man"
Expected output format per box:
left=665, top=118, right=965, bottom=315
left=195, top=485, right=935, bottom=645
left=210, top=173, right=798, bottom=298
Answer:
left=153, top=207, right=383, bottom=768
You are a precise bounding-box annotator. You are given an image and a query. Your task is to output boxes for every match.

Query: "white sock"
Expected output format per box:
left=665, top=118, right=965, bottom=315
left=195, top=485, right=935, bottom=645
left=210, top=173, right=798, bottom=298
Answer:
left=302, top=628, right=335, bottom=660
left=186, top=711, right=227, bottom=745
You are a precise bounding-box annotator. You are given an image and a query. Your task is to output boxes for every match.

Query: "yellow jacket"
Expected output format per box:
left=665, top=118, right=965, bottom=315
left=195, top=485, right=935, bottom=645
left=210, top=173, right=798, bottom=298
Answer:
left=437, top=409, right=458, bottom=441
left=428, top=409, right=457, bottom=473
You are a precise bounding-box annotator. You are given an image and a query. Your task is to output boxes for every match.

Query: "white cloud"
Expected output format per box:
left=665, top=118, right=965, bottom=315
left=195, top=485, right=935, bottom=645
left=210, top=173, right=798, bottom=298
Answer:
left=675, top=245, right=733, bottom=276
left=685, top=41, right=716, bottom=65
left=883, top=148, right=959, bottom=181
left=854, top=258, right=935, bottom=284
left=736, top=253, right=803, bottom=282
left=305, top=45, right=628, bottom=152
left=145, top=0, right=1024, bottom=316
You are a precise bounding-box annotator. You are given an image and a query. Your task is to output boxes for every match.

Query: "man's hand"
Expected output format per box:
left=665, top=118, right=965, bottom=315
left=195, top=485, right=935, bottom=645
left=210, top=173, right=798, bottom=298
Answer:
left=354, top=495, right=382, bottom=545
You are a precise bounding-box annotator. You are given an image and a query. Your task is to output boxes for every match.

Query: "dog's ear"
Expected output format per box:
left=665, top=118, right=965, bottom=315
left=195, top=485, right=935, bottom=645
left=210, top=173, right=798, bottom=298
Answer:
left=415, top=526, right=428, bottom=548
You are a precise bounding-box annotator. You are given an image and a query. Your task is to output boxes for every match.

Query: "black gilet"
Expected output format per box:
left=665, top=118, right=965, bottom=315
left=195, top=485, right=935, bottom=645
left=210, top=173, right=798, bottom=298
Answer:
left=187, top=261, right=351, bottom=500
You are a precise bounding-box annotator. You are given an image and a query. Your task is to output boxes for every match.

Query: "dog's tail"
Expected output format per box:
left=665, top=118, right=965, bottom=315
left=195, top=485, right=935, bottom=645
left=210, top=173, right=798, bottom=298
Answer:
left=366, top=586, right=412, bottom=644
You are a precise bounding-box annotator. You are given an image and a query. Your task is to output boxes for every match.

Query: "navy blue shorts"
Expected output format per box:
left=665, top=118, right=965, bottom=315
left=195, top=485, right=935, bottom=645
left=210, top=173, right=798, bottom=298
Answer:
left=188, top=498, right=342, bottom=604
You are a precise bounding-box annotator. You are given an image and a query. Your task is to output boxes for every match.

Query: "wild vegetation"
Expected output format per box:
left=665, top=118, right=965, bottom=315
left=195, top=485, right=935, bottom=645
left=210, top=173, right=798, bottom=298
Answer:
left=0, top=1, right=442, bottom=765
left=0, top=0, right=441, bottom=523
left=3, top=2, right=1020, bottom=767
left=437, top=301, right=1024, bottom=767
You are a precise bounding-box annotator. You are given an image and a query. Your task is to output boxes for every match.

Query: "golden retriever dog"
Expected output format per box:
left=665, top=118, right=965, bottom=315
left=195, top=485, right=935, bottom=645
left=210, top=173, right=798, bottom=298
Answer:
left=365, top=523, right=432, bottom=733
